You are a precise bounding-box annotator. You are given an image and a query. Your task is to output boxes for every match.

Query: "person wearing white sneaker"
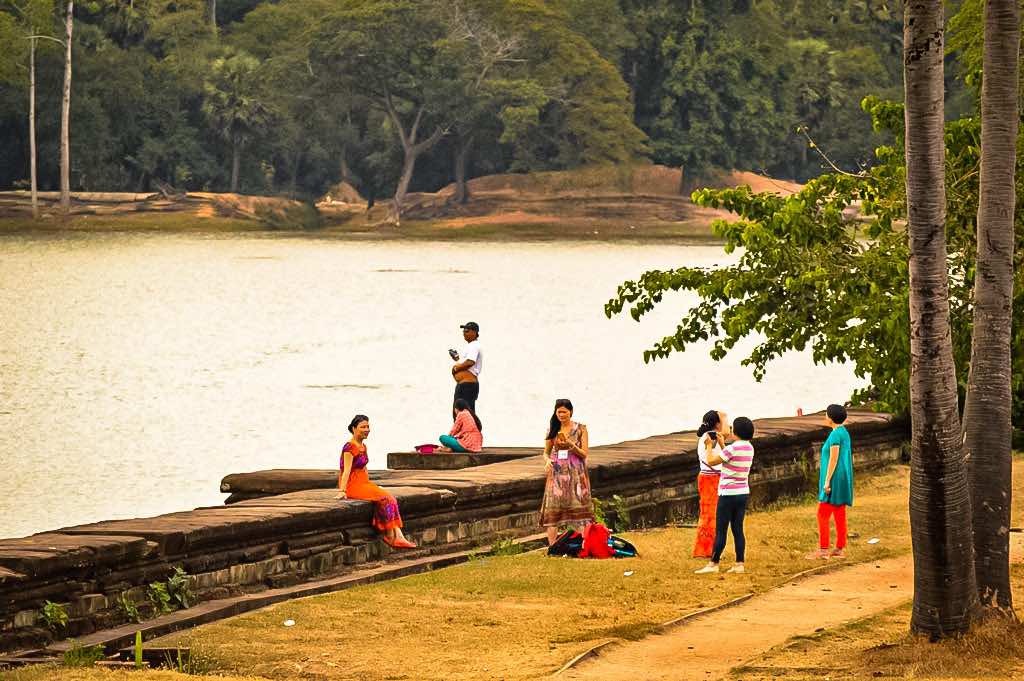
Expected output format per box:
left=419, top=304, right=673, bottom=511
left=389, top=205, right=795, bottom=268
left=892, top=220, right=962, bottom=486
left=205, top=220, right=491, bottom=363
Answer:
left=694, top=417, right=756, bottom=576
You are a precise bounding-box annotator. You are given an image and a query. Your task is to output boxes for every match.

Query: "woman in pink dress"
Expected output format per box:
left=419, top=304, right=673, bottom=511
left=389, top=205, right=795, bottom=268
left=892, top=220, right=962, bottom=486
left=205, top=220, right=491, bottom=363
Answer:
left=539, top=398, right=594, bottom=545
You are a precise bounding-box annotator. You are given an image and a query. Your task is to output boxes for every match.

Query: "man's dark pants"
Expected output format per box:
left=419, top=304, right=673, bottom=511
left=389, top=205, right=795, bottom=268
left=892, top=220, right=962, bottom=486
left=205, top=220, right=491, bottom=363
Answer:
left=454, top=381, right=480, bottom=411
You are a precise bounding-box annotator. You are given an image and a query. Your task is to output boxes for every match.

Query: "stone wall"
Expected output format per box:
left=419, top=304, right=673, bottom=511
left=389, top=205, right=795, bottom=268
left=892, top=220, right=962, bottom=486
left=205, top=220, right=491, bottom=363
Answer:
left=0, top=410, right=907, bottom=653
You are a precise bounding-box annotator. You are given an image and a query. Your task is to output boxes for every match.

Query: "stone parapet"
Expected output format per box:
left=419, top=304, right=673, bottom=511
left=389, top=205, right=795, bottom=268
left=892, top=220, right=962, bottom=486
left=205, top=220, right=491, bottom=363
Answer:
left=0, top=410, right=906, bottom=653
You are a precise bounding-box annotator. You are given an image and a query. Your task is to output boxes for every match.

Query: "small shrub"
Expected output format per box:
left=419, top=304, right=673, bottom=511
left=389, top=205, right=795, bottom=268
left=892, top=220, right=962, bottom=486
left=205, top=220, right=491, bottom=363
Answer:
left=163, top=646, right=217, bottom=675
left=490, top=537, right=524, bottom=557
left=147, top=582, right=172, bottom=614
left=611, top=494, right=631, bottom=530
left=62, top=642, right=105, bottom=667
left=40, top=601, right=68, bottom=633
left=255, top=201, right=322, bottom=230
left=592, top=497, right=607, bottom=526
left=166, top=566, right=194, bottom=609
left=117, top=592, right=142, bottom=623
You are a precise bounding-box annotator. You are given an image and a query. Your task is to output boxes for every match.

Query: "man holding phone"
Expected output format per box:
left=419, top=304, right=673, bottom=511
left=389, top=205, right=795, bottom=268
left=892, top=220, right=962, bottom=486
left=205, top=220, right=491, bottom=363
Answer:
left=450, top=322, right=483, bottom=411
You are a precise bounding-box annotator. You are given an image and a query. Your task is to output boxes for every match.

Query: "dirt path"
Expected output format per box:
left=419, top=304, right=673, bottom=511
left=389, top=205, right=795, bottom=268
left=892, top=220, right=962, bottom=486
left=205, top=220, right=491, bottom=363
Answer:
left=557, top=555, right=914, bottom=681
left=560, top=534, right=1024, bottom=681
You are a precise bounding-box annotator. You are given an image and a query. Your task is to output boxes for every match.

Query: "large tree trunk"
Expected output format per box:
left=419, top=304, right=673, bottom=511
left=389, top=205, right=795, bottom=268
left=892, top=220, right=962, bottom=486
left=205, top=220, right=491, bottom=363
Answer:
left=29, top=37, right=38, bottom=220
left=903, top=0, right=979, bottom=639
left=208, top=0, right=216, bottom=34
left=385, top=99, right=444, bottom=222
left=453, top=133, right=473, bottom=205
left=230, top=137, right=240, bottom=193
left=289, top=149, right=302, bottom=196
left=963, top=0, right=1020, bottom=616
left=59, top=0, right=73, bottom=214
left=392, top=150, right=418, bottom=223
left=340, top=149, right=352, bottom=184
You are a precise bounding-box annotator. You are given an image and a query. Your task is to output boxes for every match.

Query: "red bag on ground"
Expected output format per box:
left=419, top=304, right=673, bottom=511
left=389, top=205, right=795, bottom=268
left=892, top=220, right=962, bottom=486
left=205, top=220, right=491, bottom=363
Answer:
left=580, top=523, right=614, bottom=559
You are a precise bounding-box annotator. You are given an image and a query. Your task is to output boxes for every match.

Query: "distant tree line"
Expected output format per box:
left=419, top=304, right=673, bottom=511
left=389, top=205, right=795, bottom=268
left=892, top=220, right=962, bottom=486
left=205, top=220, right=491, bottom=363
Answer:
left=0, top=1, right=960, bottom=212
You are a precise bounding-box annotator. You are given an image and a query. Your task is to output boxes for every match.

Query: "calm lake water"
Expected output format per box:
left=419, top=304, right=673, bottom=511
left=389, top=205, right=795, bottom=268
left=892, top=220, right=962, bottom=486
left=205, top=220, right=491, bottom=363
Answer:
left=0, top=232, right=863, bottom=538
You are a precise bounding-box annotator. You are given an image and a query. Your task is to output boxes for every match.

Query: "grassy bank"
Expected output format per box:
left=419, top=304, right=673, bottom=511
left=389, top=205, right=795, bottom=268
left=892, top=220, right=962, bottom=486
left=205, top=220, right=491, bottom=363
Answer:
left=1, top=465, right=910, bottom=680
left=0, top=214, right=260, bottom=234
left=331, top=217, right=721, bottom=241
left=0, top=213, right=722, bottom=241
left=3, top=459, right=1019, bottom=681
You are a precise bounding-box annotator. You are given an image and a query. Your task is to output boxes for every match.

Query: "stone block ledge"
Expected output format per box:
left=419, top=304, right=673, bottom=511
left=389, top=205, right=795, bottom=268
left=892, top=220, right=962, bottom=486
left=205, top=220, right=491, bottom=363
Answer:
left=0, top=410, right=907, bottom=653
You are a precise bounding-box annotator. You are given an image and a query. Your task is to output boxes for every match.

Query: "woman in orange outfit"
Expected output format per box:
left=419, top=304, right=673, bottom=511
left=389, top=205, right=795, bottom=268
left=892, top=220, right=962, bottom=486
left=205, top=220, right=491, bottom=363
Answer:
left=692, top=410, right=728, bottom=558
left=337, top=414, right=415, bottom=549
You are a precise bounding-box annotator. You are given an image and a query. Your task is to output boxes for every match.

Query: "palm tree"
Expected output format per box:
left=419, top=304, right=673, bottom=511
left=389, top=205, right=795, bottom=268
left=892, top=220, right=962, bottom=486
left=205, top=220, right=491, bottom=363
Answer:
left=903, top=0, right=979, bottom=638
left=202, top=49, right=271, bottom=193
left=963, top=0, right=1019, bottom=615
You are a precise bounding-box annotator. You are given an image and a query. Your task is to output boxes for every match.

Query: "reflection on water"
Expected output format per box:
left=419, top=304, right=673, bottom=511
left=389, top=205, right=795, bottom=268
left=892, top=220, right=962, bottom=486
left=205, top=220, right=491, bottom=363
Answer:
left=0, top=232, right=863, bottom=538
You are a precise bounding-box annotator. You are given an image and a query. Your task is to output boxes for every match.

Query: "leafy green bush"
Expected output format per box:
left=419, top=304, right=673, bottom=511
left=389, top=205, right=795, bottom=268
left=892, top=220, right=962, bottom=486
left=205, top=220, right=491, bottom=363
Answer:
left=611, top=494, right=632, bottom=530
left=117, top=592, right=142, bottom=624
left=62, top=642, right=106, bottom=667
left=166, top=566, right=194, bottom=609
left=147, top=582, right=172, bottom=614
left=490, top=537, right=525, bottom=556
left=40, top=601, right=68, bottom=633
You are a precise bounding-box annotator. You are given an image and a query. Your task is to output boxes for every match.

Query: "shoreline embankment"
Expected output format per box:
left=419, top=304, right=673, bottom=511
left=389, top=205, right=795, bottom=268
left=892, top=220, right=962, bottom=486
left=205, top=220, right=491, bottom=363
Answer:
left=0, top=410, right=904, bottom=656
left=0, top=166, right=802, bottom=240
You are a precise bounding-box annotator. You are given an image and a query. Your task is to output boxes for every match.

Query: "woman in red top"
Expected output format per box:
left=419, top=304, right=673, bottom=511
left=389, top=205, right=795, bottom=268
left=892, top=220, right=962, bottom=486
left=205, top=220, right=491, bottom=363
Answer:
left=337, top=415, right=415, bottom=549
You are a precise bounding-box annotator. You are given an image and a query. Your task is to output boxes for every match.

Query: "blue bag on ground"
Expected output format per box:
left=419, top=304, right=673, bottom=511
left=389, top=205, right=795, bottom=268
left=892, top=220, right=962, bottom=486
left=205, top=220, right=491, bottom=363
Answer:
left=608, top=535, right=638, bottom=558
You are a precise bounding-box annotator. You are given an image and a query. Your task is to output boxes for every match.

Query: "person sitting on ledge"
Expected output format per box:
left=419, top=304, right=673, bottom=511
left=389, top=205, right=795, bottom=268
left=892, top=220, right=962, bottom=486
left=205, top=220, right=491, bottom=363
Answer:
left=439, top=399, right=483, bottom=453
left=337, top=414, right=416, bottom=549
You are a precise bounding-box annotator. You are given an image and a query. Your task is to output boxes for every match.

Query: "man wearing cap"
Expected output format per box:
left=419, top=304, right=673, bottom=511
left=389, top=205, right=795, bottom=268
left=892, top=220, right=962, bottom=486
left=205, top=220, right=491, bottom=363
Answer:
left=451, top=322, right=483, bottom=411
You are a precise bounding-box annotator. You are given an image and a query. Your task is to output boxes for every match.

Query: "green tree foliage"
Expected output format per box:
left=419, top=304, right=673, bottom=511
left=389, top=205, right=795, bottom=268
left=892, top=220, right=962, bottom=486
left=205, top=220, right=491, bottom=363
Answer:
left=621, top=0, right=904, bottom=182
left=0, top=0, right=916, bottom=197
left=202, top=46, right=271, bottom=192
left=605, top=97, right=1024, bottom=425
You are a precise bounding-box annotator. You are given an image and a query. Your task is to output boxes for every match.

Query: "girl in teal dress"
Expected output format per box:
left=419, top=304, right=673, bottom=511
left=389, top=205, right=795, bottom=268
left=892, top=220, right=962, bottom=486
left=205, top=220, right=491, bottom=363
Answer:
left=807, top=404, right=854, bottom=559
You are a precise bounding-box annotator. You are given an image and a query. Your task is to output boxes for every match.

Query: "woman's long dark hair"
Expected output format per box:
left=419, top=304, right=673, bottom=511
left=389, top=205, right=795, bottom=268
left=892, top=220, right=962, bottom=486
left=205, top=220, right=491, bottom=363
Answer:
left=547, top=398, right=574, bottom=441
left=348, top=414, right=369, bottom=434
left=696, top=410, right=721, bottom=439
left=454, top=399, right=482, bottom=431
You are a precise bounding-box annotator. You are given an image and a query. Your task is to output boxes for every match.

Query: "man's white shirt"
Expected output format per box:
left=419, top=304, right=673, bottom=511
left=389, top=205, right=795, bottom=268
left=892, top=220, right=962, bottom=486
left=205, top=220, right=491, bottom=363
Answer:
left=462, top=339, right=483, bottom=377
